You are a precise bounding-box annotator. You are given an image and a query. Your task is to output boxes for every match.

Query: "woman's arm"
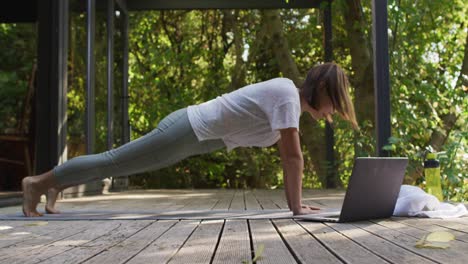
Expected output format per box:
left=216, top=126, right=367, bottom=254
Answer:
left=277, top=128, right=303, bottom=215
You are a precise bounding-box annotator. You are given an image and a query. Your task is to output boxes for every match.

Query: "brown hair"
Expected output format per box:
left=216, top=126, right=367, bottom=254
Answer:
left=300, top=62, right=359, bottom=130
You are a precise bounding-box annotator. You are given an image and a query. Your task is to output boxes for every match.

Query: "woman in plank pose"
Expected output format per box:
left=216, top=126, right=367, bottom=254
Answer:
left=22, top=62, right=357, bottom=217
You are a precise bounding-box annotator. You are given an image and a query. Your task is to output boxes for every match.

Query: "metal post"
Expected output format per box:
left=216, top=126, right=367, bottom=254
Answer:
left=107, top=0, right=114, bottom=149
left=86, top=0, right=96, bottom=154
left=57, top=0, right=69, bottom=166
left=323, top=0, right=336, bottom=188
left=122, top=10, right=130, bottom=144
left=35, top=0, right=68, bottom=174
left=372, top=0, right=391, bottom=157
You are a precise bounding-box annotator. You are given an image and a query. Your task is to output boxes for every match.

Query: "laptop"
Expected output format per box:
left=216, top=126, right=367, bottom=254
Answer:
left=294, top=157, right=408, bottom=223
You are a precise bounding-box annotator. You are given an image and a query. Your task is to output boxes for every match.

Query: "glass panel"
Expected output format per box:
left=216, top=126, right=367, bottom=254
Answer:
left=0, top=22, right=37, bottom=190
left=67, top=0, right=87, bottom=158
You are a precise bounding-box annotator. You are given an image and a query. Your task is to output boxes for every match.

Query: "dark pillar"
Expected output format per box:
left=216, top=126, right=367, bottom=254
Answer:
left=111, top=5, right=130, bottom=191
left=35, top=0, right=69, bottom=174
left=86, top=0, right=96, bottom=154
left=372, top=0, right=391, bottom=157
left=323, top=0, right=336, bottom=188
left=122, top=10, right=130, bottom=144
left=107, top=0, right=114, bottom=149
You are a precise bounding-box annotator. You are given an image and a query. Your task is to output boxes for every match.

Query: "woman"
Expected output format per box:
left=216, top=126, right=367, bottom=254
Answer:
left=22, top=62, right=358, bottom=217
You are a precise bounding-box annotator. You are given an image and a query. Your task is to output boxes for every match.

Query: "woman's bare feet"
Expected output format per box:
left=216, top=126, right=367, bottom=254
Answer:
left=22, top=177, right=46, bottom=217
left=45, top=188, right=62, bottom=214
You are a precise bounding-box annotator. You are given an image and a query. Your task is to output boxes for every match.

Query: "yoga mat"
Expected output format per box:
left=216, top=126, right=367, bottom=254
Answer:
left=0, top=209, right=298, bottom=220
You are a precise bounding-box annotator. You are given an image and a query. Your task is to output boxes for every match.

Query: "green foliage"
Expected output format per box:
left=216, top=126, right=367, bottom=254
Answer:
left=438, top=132, right=467, bottom=202
left=385, top=0, right=467, bottom=201
left=0, top=24, right=36, bottom=132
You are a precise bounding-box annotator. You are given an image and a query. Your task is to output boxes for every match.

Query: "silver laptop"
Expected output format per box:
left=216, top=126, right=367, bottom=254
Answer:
left=294, top=157, right=408, bottom=223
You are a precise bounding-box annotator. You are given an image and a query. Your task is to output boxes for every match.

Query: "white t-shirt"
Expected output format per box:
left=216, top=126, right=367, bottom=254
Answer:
left=187, top=78, right=301, bottom=152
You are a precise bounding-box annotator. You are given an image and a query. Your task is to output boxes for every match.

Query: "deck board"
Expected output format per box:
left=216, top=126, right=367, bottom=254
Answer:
left=298, top=220, right=388, bottom=264
left=212, top=219, right=251, bottom=264
left=326, top=222, right=436, bottom=264
left=387, top=218, right=468, bottom=242
left=169, top=220, right=223, bottom=264
left=354, top=221, right=468, bottom=264
left=0, top=189, right=466, bottom=263
left=10, top=221, right=122, bottom=264
left=249, top=219, right=297, bottom=263
left=272, top=219, right=341, bottom=264
left=244, top=190, right=262, bottom=210
left=42, top=220, right=152, bottom=264
left=126, top=220, right=199, bottom=264
left=83, top=220, right=176, bottom=264
left=229, top=190, right=245, bottom=210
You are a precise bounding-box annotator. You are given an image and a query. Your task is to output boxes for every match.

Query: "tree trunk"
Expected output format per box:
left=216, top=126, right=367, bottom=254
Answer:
left=223, top=10, right=246, bottom=90
left=260, top=10, right=329, bottom=187
left=342, top=0, right=375, bottom=156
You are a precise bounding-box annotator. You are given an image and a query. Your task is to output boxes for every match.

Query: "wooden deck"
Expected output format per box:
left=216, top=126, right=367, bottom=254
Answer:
left=0, top=189, right=467, bottom=263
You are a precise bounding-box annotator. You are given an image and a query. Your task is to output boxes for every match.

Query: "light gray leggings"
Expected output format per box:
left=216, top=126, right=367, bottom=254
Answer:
left=52, top=107, right=226, bottom=186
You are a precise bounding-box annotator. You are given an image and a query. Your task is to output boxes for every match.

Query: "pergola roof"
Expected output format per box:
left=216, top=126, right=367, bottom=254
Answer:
left=0, top=0, right=37, bottom=23
left=124, top=0, right=323, bottom=11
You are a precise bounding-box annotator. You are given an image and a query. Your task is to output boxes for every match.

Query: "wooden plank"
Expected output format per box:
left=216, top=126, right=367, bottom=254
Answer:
left=152, top=190, right=194, bottom=211
left=327, top=222, right=435, bottom=264
left=385, top=218, right=468, bottom=243
left=355, top=221, right=468, bottom=264
left=126, top=220, right=200, bottom=264
left=244, top=190, right=262, bottom=210
left=0, top=220, right=80, bottom=249
left=273, top=219, right=341, bottom=264
left=196, top=189, right=224, bottom=210
left=179, top=189, right=220, bottom=210
left=169, top=190, right=198, bottom=210
left=212, top=189, right=235, bottom=210
left=253, top=190, right=278, bottom=210
left=249, top=219, right=297, bottom=263
left=298, top=220, right=389, bottom=264
left=41, top=220, right=153, bottom=264
left=169, top=220, right=224, bottom=264
left=0, top=220, right=29, bottom=231
left=269, top=189, right=289, bottom=209
left=7, top=220, right=123, bottom=264
left=430, top=220, right=468, bottom=233
left=302, top=189, right=344, bottom=209
left=0, top=221, right=90, bottom=262
left=392, top=217, right=468, bottom=234
left=83, top=220, right=177, bottom=264
left=212, top=220, right=251, bottom=264
left=229, top=190, right=245, bottom=210
left=450, top=216, right=468, bottom=226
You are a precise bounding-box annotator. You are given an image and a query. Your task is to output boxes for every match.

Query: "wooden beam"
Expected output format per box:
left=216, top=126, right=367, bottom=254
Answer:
left=126, top=0, right=323, bottom=11
left=0, top=0, right=37, bottom=23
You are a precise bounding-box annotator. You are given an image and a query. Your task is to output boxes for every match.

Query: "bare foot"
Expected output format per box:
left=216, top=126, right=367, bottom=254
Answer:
left=301, top=204, right=321, bottom=211
left=22, top=177, right=45, bottom=217
left=45, top=188, right=62, bottom=214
